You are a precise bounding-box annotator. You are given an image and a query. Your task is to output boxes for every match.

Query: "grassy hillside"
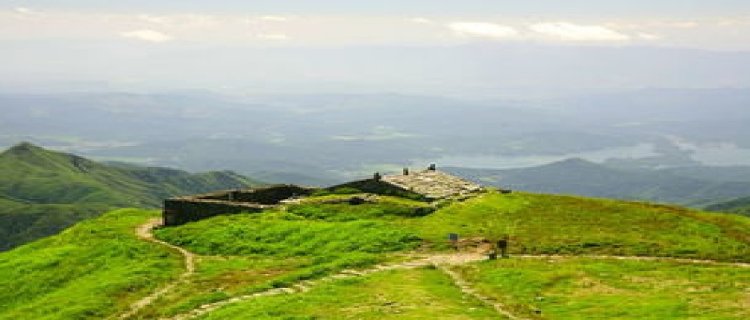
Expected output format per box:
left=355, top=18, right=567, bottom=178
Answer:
left=149, top=191, right=749, bottom=319
left=0, top=142, right=262, bottom=251
left=200, top=268, right=501, bottom=320
left=0, top=209, right=183, bottom=319
left=404, top=192, right=749, bottom=262
left=452, top=257, right=749, bottom=319
left=2, top=191, right=748, bottom=319
left=706, top=196, right=750, bottom=216
left=159, top=191, right=750, bottom=262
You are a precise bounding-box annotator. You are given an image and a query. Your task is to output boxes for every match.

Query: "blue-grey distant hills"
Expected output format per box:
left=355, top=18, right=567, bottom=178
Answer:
left=446, top=158, right=750, bottom=209
left=706, top=197, right=750, bottom=217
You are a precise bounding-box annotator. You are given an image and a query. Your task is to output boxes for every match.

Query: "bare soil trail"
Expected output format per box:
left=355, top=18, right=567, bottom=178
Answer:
left=161, top=253, right=507, bottom=320
left=122, top=219, right=749, bottom=320
left=115, top=218, right=197, bottom=320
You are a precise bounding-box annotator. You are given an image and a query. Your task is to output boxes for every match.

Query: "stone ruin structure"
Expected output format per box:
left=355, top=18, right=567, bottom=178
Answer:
left=162, top=165, right=484, bottom=226
left=331, top=165, right=483, bottom=201
left=163, top=185, right=316, bottom=226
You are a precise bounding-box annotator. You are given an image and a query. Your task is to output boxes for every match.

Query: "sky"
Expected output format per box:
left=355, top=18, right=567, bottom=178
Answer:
left=1, top=1, right=749, bottom=96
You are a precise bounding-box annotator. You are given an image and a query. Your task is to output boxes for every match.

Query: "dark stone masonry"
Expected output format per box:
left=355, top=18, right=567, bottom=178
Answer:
left=163, top=185, right=316, bottom=226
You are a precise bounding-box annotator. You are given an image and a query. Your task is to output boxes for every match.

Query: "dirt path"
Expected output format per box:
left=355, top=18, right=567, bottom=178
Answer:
left=161, top=253, right=519, bottom=320
left=122, top=220, right=748, bottom=320
left=161, top=250, right=750, bottom=320
left=115, top=218, right=197, bottom=320
left=515, top=254, right=750, bottom=268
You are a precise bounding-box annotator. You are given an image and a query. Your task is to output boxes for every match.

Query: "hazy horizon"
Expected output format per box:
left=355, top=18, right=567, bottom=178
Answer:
left=2, top=1, right=750, bottom=98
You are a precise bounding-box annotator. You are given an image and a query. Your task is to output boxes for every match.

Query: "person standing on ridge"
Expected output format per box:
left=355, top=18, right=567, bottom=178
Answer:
left=497, top=235, right=509, bottom=258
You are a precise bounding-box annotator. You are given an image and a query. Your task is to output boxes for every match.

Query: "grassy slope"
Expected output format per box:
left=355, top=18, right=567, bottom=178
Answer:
left=0, top=142, right=261, bottom=250
left=0, top=209, right=183, bottom=320
left=144, top=198, right=428, bottom=318
left=3, top=191, right=748, bottom=319
left=0, top=142, right=261, bottom=207
left=199, top=268, right=502, bottom=320
left=453, top=258, right=749, bottom=319
left=145, top=191, right=750, bottom=318
left=404, top=192, right=750, bottom=262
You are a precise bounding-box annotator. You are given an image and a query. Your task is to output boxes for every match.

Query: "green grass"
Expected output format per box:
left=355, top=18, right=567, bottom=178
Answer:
left=198, top=267, right=502, bottom=320
left=132, top=255, right=315, bottom=318
left=0, top=142, right=262, bottom=251
left=453, top=257, right=749, bottom=319
left=155, top=211, right=420, bottom=258
left=0, top=209, right=183, bottom=320
left=6, top=189, right=748, bottom=319
left=402, top=192, right=750, bottom=261
left=289, top=194, right=434, bottom=221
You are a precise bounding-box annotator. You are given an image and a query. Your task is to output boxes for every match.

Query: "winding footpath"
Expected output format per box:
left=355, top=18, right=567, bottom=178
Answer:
left=123, top=219, right=749, bottom=320
left=114, top=218, right=197, bottom=320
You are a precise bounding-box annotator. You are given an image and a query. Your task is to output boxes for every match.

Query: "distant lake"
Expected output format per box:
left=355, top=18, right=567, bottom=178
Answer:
left=678, top=141, right=750, bottom=167
left=412, top=143, right=658, bottom=169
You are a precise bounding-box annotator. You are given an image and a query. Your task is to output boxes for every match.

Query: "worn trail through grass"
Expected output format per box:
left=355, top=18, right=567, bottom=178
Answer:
left=126, top=219, right=749, bottom=320
left=115, top=219, right=197, bottom=320
left=161, top=253, right=520, bottom=320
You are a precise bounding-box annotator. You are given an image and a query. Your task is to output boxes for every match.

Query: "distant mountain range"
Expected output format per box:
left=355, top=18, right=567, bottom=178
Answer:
left=3, top=89, right=750, bottom=184
left=446, top=158, right=750, bottom=209
left=0, top=142, right=262, bottom=251
left=706, top=197, right=750, bottom=216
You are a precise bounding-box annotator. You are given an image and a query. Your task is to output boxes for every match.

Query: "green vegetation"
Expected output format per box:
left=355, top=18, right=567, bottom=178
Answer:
left=3, top=184, right=749, bottom=319
left=0, top=209, right=183, bottom=320
left=453, top=257, right=750, bottom=319
left=198, top=268, right=501, bottom=320
left=290, top=194, right=434, bottom=220
left=155, top=210, right=420, bottom=259
left=404, top=192, right=750, bottom=262
left=0, top=142, right=261, bottom=250
left=132, top=255, right=319, bottom=319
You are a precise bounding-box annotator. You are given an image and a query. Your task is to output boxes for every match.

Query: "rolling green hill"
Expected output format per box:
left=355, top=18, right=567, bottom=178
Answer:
left=1, top=190, right=747, bottom=319
left=0, top=142, right=262, bottom=251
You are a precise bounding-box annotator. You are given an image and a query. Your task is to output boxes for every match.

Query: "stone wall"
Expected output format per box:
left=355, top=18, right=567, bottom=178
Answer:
left=162, top=184, right=318, bottom=226
left=163, top=199, right=267, bottom=226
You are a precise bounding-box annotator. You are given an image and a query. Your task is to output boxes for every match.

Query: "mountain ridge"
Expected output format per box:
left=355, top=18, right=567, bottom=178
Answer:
left=0, top=142, right=263, bottom=251
left=445, top=158, right=750, bottom=208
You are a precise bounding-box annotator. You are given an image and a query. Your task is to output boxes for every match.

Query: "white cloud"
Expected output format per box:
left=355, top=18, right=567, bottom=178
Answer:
left=530, top=22, right=630, bottom=41
left=637, top=32, right=661, bottom=41
left=121, top=29, right=173, bottom=43
left=448, top=22, right=519, bottom=39
left=259, top=15, right=288, bottom=22
left=409, top=17, right=433, bottom=24
left=257, top=33, right=289, bottom=41
left=137, top=14, right=170, bottom=25
left=14, top=7, right=32, bottom=14
left=668, top=21, right=699, bottom=29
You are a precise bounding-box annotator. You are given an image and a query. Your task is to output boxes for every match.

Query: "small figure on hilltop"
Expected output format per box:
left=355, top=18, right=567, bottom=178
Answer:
left=448, top=233, right=459, bottom=251
left=497, top=235, right=509, bottom=258
left=403, top=167, right=410, bottom=175
left=373, top=172, right=382, bottom=181
left=427, top=164, right=436, bottom=171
